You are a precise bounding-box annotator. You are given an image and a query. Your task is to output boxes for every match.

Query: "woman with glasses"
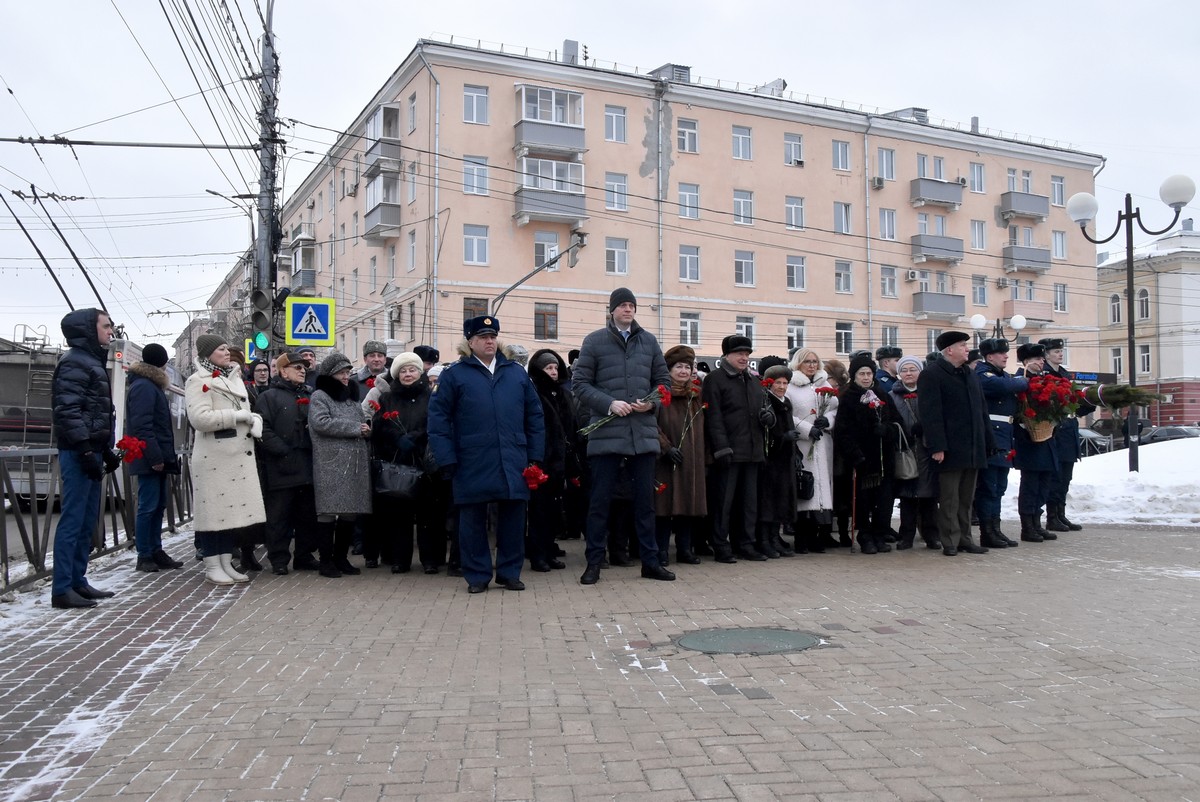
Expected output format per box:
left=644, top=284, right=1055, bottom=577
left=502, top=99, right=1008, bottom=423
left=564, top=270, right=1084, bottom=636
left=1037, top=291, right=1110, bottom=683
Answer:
left=785, top=349, right=840, bottom=553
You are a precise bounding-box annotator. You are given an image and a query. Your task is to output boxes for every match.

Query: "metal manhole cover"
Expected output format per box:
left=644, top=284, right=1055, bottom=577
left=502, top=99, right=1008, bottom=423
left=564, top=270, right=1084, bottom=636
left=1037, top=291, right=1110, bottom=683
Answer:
left=676, top=627, right=820, bottom=655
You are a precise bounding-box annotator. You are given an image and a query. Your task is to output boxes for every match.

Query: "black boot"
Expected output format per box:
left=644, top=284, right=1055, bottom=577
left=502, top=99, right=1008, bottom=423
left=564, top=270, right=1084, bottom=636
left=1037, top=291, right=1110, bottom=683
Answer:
left=1034, top=513, right=1056, bottom=540
left=1020, top=514, right=1044, bottom=542
left=333, top=519, right=362, bottom=574
left=757, top=525, right=780, bottom=559
left=979, top=520, right=1008, bottom=549
left=1056, top=503, right=1082, bottom=531
left=771, top=532, right=795, bottom=557
left=994, top=519, right=1018, bottom=547
left=239, top=546, right=264, bottom=572
left=1045, top=503, right=1070, bottom=532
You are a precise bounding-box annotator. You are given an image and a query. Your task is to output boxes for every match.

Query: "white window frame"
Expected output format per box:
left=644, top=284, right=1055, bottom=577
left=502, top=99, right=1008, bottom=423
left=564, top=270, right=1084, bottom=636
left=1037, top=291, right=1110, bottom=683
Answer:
left=784, top=133, right=803, bottom=165
left=881, top=325, right=899, bottom=348
left=834, top=260, right=853, bottom=294
left=463, top=85, right=489, bottom=124
left=1111, top=347, right=1123, bottom=375
left=971, top=220, right=987, bottom=250
left=734, top=250, right=756, bottom=286
left=1051, top=175, right=1065, bottom=206
left=679, top=245, right=700, bottom=282
left=463, top=224, right=489, bottom=265
left=519, top=85, right=584, bottom=126
left=407, top=230, right=416, bottom=272
left=521, top=157, right=585, bottom=193
left=534, top=231, right=559, bottom=268
left=834, top=202, right=852, bottom=234
left=407, top=161, right=417, bottom=203
left=1138, top=344, right=1151, bottom=375
left=877, top=148, right=895, bottom=180
left=678, top=183, right=700, bottom=219
left=604, top=105, right=626, bottom=142
left=785, top=196, right=805, bottom=230
left=786, top=319, right=805, bottom=351
left=835, top=322, right=853, bottom=355
left=407, top=93, right=417, bottom=132
left=880, top=265, right=897, bottom=298
left=388, top=244, right=397, bottom=279
left=1052, top=230, right=1067, bottom=259
left=1111, top=292, right=1124, bottom=322
left=733, top=190, right=754, bottom=225
left=972, top=275, right=988, bottom=306
left=832, top=140, right=850, bottom=171
left=605, top=237, right=629, bottom=275
left=677, top=119, right=699, bottom=153
left=879, top=208, right=896, bottom=240
left=1137, top=287, right=1151, bottom=320
left=786, top=255, right=806, bottom=291
left=732, top=125, right=752, bottom=160
left=970, top=162, right=985, bottom=193
left=605, top=172, right=628, bottom=211
left=735, top=315, right=755, bottom=342
left=1053, top=282, right=1068, bottom=312
left=463, top=157, right=489, bottom=195
left=679, top=312, right=700, bottom=346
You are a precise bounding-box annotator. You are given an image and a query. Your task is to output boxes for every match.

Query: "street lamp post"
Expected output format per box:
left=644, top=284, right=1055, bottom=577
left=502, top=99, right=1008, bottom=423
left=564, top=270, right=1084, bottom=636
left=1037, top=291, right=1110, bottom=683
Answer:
left=969, top=312, right=1027, bottom=345
left=1066, top=175, right=1196, bottom=472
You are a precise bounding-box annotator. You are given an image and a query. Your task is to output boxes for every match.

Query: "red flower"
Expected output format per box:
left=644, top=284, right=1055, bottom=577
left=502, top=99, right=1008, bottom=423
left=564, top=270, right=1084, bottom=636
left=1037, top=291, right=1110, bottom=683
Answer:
left=657, top=384, right=672, bottom=408
left=366, top=377, right=375, bottom=389
left=296, top=398, right=310, bottom=406
left=115, top=435, right=147, bottom=463
left=382, top=410, right=399, bottom=420
left=701, top=402, right=709, bottom=409
left=903, top=393, right=917, bottom=400
left=569, top=476, right=581, bottom=487
left=815, top=386, right=837, bottom=396
left=654, top=481, right=668, bottom=495
left=367, top=400, right=381, bottom=411
left=761, top=378, right=774, bottom=387
left=201, top=384, right=209, bottom=392
left=1006, top=449, right=1016, bottom=462
left=1024, top=408, right=1038, bottom=419
left=523, top=464, right=549, bottom=490
left=212, top=369, right=221, bottom=378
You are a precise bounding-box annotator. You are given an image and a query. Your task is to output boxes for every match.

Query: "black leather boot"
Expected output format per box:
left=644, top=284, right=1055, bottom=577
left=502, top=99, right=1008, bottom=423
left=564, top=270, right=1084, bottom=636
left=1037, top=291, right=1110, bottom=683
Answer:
left=994, top=518, right=1018, bottom=547
left=979, top=520, right=1008, bottom=549
left=1057, top=503, right=1083, bottom=531
left=333, top=519, right=362, bottom=574
left=1020, top=514, right=1044, bottom=542
left=1034, top=513, right=1056, bottom=540
left=1045, top=503, right=1070, bottom=532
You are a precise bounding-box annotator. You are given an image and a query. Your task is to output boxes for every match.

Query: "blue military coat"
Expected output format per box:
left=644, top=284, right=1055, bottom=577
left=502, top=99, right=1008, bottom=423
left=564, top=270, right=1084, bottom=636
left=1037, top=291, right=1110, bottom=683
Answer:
left=975, top=362, right=1028, bottom=468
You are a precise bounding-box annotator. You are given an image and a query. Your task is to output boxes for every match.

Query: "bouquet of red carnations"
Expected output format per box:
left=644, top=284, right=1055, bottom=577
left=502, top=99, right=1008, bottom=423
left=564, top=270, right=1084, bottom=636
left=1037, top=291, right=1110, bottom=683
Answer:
left=578, top=384, right=671, bottom=437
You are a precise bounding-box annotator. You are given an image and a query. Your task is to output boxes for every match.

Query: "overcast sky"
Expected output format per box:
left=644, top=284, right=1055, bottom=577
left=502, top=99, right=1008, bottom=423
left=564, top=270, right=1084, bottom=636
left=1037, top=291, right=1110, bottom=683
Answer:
left=1, top=0, right=1197, bottom=351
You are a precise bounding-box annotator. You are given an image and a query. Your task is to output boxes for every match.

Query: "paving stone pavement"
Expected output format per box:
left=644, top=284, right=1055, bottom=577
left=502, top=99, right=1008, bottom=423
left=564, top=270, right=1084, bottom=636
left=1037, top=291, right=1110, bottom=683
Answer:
left=2, top=524, right=1199, bottom=802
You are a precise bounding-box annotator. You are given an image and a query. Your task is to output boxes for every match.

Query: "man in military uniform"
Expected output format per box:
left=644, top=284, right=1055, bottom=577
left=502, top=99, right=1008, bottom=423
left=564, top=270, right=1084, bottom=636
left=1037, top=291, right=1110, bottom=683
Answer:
left=874, top=345, right=902, bottom=394
left=1013, top=343, right=1057, bottom=543
left=973, top=338, right=1025, bottom=549
left=1038, top=337, right=1095, bottom=532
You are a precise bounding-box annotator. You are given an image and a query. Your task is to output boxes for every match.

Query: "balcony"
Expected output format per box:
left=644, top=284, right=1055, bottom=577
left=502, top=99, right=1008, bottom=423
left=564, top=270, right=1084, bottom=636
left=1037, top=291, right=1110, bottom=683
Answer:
left=1003, top=244, right=1052, bottom=274
left=912, top=291, right=966, bottom=320
left=363, top=137, right=402, bottom=178
left=1000, top=191, right=1050, bottom=222
left=910, top=177, right=963, bottom=210
left=288, top=221, right=314, bottom=249
left=514, top=187, right=588, bottom=228
left=1003, top=298, right=1054, bottom=325
left=363, top=203, right=401, bottom=243
left=911, top=234, right=964, bottom=265
left=514, top=120, right=586, bottom=160
left=290, top=268, right=317, bottom=297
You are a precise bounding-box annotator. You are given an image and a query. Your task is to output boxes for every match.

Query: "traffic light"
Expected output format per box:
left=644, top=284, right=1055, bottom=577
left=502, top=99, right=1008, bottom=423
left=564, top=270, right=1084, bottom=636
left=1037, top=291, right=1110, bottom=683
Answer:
left=249, top=288, right=272, bottom=353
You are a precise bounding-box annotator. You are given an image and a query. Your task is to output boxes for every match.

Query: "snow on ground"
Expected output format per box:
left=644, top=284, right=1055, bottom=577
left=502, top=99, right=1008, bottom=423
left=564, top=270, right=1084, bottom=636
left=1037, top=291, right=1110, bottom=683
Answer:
left=1001, top=437, right=1200, bottom=526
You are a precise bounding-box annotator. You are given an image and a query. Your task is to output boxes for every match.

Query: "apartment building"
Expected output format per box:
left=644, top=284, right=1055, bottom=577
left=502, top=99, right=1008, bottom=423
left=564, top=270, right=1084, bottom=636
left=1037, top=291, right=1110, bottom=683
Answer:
left=278, top=38, right=1104, bottom=367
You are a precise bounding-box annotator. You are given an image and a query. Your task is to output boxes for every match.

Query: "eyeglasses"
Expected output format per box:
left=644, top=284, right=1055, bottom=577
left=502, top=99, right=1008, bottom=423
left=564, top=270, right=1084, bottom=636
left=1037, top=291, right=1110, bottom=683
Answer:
left=800, top=359, right=820, bottom=365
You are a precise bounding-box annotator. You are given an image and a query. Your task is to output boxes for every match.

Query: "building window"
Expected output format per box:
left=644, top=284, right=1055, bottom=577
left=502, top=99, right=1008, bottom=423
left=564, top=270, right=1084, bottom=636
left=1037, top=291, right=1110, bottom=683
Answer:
left=464, top=224, right=488, bottom=265
left=972, top=275, right=988, bottom=306
left=934, top=157, right=945, bottom=180
left=366, top=174, right=399, bottom=208
left=970, top=220, right=987, bottom=250
left=679, top=312, right=700, bottom=346
left=368, top=257, right=377, bottom=292
left=934, top=214, right=948, bottom=236
left=1052, top=230, right=1067, bottom=259
left=604, top=105, right=626, bottom=142
left=786, top=255, right=806, bottom=291
left=463, top=297, right=488, bottom=320
left=1111, top=347, right=1123, bottom=376
left=407, top=93, right=417, bottom=132
left=678, top=183, right=700, bottom=219
left=352, top=213, right=359, bottom=244
left=834, top=202, right=852, bottom=234
left=679, top=245, right=700, bottom=281
left=520, top=85, right=583, bottom=125
left=316, top=192, right=323, bottom=221
left=917, top=154, right=928, bottom=178
left=534, top=231, right=559, bottom=268
left=879, top=208, right=896, bottom=240
left=534, top=303, right=558, bottom=340
left=835, top=322, right=853, bottom=354
left=1007, top=168, right=1018, bottom=191
left=927, top=329, right=945, bottom=353
left=835, top=260, right=852, bottom=293
left=407, top=230, right=416, bottom=271
left=784, top=133, right=803, bottom=165
left=735, top=315, right=755, bottom=342
left=1053, top=282, right=1068, bottom=312
left=733, top=190, right=754, bottom=225
left=937, top=271, right=951, bottom=295
left=969, top=162, right=985, bottom=193
left=785, top=196, right=805, bottom=230
left=1021, top=170, right=1032, bottom=193
left=1137, top=287, right=1151, bottom=320
left=1139, top=344, right=1151, bottom=375
left=463, top=157, right=489, bottom=194
left=917, top=213, right=929, bottom=235
left=880, top=265, right=897, bottom=298
left=605, top=173, right=628, bottom=211
left=407, top=161, right=417, bottom=202
left=463, top=85, right=489, bottom=124
left=388, top=244, right=396, bottom=279
left=677, top=119, right=698, bottom=153
left=786, top=319, right=805, bottom=351
left=340, top=167, right=347, bottom=197
left=881, top=325, right=899, bottom=348
left=340, top=223, right=346, bottom=254
left=1051, top=175, right=1065, bottom=206
left=522, top=157, right=585, bottom=193
left=350, top=269, right=359, bottom=302
left=1110, top=294, right=1122, bottom=324
left=338, top=277, right=345, bottom=306
left=916, top=270, right=930, bottom=293
left=877, top=148, right=895, bottom=180
left=832, top=140, right=850, bottom=171
left=734, top=250, right=755, bottom=286
left=732, top=125, right=752, bottom=160
left=605, top=237, right=629, bottom=275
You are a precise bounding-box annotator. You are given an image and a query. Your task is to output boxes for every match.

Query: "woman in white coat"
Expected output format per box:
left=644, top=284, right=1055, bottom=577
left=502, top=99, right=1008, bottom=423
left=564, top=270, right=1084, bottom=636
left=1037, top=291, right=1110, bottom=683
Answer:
left=784, top=348, right=839, bottom=553
left=185, top=334, right=266, bottom=585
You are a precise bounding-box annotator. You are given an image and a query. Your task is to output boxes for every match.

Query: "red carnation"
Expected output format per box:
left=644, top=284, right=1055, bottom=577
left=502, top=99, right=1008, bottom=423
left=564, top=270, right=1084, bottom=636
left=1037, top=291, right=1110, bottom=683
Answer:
left=201, top=384, right=209, bottom=392
left=1024, top=408, right=1037, bottom=419
left=366, top=377, right=375, bottom=389
left=569, top=476, right=581, bottom=487
left=654, top=481, right=668, bottom=495
left=761, top=378, right=774, bottom=387
left=1006, top=449, right=1015, bottom=462
left=212, top=369, right=221, bottom=378
left=522, top=464, right=549, bottom=490
left=904, top=393, right=917, bottom=400
left=367, top=400, right=381, bottom=411
left=382, top=410, right=399, bottom=420
left=657, top=384, right=672, bottom=408
left=296, top=398, right=310, bottom=406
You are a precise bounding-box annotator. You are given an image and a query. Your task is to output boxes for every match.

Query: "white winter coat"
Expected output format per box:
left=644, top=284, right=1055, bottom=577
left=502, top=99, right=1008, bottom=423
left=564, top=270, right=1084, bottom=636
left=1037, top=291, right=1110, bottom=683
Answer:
left=785, top=369, right=839, bottom=513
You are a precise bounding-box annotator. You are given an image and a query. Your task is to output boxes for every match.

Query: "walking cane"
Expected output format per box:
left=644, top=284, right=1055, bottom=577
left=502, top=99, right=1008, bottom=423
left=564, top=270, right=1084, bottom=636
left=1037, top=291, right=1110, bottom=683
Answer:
left=849, top=468, right=857, bottom=553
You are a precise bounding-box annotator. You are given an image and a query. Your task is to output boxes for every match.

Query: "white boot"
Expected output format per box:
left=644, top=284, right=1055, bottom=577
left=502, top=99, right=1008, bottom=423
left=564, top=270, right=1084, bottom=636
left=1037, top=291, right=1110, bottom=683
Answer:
left=219, top=553, right=250, bottom=583
left=204, top=555, right=235, bottom=585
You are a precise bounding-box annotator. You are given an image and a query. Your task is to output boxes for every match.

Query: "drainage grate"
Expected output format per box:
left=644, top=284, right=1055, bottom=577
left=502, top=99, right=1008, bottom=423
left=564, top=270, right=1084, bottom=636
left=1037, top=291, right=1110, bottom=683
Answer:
left=676, top=627, right=820, bottom=655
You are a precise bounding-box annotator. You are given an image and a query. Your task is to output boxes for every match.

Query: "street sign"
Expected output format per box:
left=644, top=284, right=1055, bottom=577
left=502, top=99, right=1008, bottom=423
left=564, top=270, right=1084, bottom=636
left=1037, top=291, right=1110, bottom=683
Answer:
left=245, top=338, right=257, bottom=360
left=284, top=297, right=336, bottom=347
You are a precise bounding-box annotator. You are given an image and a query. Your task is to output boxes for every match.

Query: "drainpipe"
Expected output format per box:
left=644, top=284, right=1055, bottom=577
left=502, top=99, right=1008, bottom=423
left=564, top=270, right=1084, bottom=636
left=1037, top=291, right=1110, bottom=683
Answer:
left=417, top=48, right=441, bottom=349
left=655, top=79, right=668, bottom=340
left=862, top=116, right=875, bottom=346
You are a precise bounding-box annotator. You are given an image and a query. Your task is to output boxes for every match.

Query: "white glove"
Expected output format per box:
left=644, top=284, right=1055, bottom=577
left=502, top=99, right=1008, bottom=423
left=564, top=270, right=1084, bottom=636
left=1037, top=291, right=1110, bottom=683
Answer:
left=233, top=408, right=253, bottom=424
left=250, top=414, right=264, bottom=440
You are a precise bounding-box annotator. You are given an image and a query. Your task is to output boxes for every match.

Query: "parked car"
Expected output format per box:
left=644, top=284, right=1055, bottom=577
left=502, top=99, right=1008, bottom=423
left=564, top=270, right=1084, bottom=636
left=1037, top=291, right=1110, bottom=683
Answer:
left=1140, top=425, right=1200, bottom=445
left=1078, top=428, right=1112, bottom=457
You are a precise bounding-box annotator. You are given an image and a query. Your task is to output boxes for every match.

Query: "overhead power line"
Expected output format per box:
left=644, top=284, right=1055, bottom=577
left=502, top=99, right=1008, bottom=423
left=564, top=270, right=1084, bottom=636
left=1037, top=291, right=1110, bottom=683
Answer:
left=0, top=135, right=257, bottom=150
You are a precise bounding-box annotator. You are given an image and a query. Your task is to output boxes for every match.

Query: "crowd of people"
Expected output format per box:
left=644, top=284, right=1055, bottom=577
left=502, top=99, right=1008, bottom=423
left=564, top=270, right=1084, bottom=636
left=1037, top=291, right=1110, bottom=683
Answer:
left=45, top=294, right=1093, bottom=606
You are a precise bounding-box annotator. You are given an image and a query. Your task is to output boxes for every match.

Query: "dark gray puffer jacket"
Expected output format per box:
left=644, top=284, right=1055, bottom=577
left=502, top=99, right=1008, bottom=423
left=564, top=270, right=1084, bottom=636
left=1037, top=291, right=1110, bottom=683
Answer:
left=52, top=308, right=115, bottom=452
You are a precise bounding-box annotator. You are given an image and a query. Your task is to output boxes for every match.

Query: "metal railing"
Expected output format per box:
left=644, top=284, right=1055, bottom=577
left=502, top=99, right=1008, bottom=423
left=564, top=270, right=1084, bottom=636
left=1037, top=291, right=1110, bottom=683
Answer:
left=0, top=448, right=194, bottom=593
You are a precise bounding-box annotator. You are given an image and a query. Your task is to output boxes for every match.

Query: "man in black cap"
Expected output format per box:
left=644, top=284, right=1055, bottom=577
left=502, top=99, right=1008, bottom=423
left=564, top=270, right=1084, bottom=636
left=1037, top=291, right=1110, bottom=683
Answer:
left=428, top=315, right=545, bottom=593
left=917, top=330, right=995, bottom=556
left=702, top=334, right=776, bottom=562
left=874, top=346, right=902, bottom=394
left=1038, top=337, right=1094, bottom=532
left=127, top=343, right=184, bottom=573
left=1013, top=343, right=1057, bottom=542
left=573, top=288, right=674, bottom=584
left=973, top=338, right=1026, bottom=549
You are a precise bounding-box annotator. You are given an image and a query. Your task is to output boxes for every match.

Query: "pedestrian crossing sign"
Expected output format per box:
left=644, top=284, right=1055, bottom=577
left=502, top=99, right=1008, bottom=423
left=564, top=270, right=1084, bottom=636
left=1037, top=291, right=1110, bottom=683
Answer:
left=284, top=297, right=336, bottom=346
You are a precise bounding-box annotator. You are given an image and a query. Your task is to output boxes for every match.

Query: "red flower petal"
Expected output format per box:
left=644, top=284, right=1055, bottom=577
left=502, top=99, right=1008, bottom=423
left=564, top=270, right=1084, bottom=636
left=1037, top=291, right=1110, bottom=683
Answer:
left=202, top=385, right=209, bottom=392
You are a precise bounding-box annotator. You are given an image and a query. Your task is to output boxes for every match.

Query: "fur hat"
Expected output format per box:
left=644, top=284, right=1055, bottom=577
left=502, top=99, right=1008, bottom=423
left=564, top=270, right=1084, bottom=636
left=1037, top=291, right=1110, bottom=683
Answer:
left=757, top=355, right=788, bottom=376
left=427, top=364, right=444, bottom=379
left=849, top=352, right=877, bottom=380
left=413, top=344, right=440, bottom=364
left=935, top=330, right=970, bottom=351
left=875, top=345, right=903, bottom=361
left=663, top=345, right=695, bottom=369
left=142, top=343, right=169, bottom=368
left=195, top=334, right=225, bottom=360
left=362, top=340, right=387, bottom=357
left=1038, top=337, right=1065, bottom=351
left=1016, top=343, right=1046, bottom=362
left=608, top=287, right=637, bottom=313
left=763, top=364, right=792, bottom=383
left=721, top=334, right=753, bottom=355
left=979, top=338, right=1010, bottom=356
left=318, top=351, right=353, bottom=376
left=390, top=352, right=423, bottom=379
left=463, top=315, right=499, bottom=338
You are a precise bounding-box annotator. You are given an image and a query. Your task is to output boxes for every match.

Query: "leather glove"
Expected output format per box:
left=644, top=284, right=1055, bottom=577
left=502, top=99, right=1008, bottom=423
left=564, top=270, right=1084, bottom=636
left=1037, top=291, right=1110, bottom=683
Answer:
left=102, top=449, right=121, bottom=473
left=80, top=451, right=105, bottom=481
left=786, top=429, right=802, bottom=442
left=757, top=406, right=776, bottom=427
left=811, top=416, right=830, bottom=431
left=233, top=408, right=253, bottom=424
left=808, top=428, right=824, bottom=443
left=250, top=414, right=264, bottom=440
left=667, top=447, right=684, bottom=466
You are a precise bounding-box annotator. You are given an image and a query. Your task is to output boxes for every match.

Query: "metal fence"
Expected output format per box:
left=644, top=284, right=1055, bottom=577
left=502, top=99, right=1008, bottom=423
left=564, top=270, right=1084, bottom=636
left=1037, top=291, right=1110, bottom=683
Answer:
left=0, top=448, right=194, bottom=593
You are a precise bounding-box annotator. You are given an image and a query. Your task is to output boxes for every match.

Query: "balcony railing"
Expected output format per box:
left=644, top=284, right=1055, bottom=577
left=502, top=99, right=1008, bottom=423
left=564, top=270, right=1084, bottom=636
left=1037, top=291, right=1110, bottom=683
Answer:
left=912, top=291, right=966, bottom=320
left=363, top=137, right=402, bottom=178
left=514, top=120, right=586, bottom=160
left=363, top=204, right=402, bottom=243
left=909, top=177, right=964, bottom=209
left=1000, top=191, right=1050, bottom=222
left=514, top=187, right=588, bottom=227
left=1003, top=298, right=1054, bottom=324
left=288, top=221, right=315, bottom=249
left=1002, top=244, right=1052, bottom=273
left=290, top=268, right=317, bottom=297
left=911, top=234, right=964, bottom=265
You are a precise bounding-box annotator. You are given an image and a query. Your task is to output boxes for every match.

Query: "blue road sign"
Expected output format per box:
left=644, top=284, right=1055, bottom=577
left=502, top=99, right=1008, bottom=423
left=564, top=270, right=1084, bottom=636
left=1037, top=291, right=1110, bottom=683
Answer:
left=284, top=297, right=336, bottom=347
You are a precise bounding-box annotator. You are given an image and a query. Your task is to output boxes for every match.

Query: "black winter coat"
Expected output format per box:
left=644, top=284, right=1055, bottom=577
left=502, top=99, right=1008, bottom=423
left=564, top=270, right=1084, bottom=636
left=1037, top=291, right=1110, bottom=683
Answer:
left=125, top=362, right=175, bottom=475
left=702, top=366, right=769, bottom=463
left=52, top=308, right=114, bottom=452
left=370, top=376, right=431, bottom=466
left=530, top=349, right=577, bottom=477
left=757, top=392, right=797, bottom=524
left=917, top=358, right=995, bottom=472
left=834, top=383, right=899, bottom=481
left=253, top=375, right=314, bottom=490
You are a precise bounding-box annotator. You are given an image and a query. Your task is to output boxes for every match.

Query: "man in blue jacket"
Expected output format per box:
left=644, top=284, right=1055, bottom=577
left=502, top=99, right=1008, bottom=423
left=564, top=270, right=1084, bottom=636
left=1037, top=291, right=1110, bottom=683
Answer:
left=50, top=308, right=120, bottom=608
left=428, top=316, right=545, bottom=593
left=126, top=343, right=184, bottom=573
left=973, top=338, right=1025, bottom=549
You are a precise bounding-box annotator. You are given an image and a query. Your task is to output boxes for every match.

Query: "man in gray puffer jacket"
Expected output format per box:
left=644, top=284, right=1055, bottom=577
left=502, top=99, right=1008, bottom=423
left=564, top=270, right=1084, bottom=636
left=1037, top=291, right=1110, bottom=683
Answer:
left=573, top=288, right=673, bottom=585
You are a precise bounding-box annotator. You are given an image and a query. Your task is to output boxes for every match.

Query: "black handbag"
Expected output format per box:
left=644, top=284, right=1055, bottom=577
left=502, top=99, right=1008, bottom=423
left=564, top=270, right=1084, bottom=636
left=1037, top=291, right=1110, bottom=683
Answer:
left=371, top=459, right=423, bottom=499
left=795, top=454, right=815, bottom=500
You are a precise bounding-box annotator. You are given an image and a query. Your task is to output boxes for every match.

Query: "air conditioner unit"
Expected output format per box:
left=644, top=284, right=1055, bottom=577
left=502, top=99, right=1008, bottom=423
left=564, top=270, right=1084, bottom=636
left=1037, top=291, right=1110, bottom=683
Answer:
left=388, top=306, right=402, bottom=321
left=958, top=177, right=968, bottom=186
left=905, top=270, right=920, bottom=282
left=996, top=277, right=1011, bottom=288
left=346, top=182, right=358, bottom=197
left=305, top=199, right=315, bottom=209
left=871, top=176, right=886, bottom=190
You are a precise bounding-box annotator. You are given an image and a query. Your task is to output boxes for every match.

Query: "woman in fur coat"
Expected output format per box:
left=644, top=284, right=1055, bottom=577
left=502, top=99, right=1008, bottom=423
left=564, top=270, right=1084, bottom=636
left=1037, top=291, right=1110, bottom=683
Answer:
left=309, top=351, right=372, bottom=577
left=784, top=349, right=840, bottom=552
left=654, top=345, right=707, bottom=565
left=527, top=348, right=575, bottom=572
left=757, top=363, right=801, bottom=558
left=185, top=334, right=266, bottom=585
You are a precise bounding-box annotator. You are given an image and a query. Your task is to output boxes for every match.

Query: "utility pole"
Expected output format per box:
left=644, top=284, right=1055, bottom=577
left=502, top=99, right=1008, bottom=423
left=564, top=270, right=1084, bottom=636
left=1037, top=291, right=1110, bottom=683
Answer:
left=254, top=1, right=279, bottom=315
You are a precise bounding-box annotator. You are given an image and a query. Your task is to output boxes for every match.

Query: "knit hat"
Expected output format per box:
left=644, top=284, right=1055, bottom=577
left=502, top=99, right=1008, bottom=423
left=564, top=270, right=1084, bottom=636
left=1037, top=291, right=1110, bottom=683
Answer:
left=896, top=355, right=924, bottom=374
left=142, top=343, right=169, bottom=368
left=413, top=345, right=440, bottom=364
left=849, top=352, right=877, bottom=380
left=362, top=340, right=387, bottom=357
left=763, top=364, right=792, bottom=382
left=935, top=330, right=970, bottom=351
left=390, top=351, right=423, bottom=379
left=195, top=334, right=225, bottom=360
left=608, top=287, right=637, bottom=313
left=721, top=334, right=753, bottom=354
left=295, top=345, right=316, bottom=356
left=318, top=351, right=352, bottom=376
left=427, top=364, right=444, bottom=379
left=663, top=345, right=695, bottom=369
left=531, top=351, right=559, bottom=373
left=504, top=343, right=529, bottom=366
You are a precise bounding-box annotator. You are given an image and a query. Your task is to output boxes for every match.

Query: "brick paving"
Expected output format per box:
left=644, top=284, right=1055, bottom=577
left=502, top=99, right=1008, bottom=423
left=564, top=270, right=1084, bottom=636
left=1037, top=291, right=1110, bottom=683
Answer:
left=2, top=524, right=1199, bottom=801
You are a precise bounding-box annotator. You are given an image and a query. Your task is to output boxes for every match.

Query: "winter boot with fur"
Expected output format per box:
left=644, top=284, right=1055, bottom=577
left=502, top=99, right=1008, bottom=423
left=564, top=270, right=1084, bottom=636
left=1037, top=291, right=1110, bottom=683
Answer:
left=203, top=555, right=236, bottom=585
